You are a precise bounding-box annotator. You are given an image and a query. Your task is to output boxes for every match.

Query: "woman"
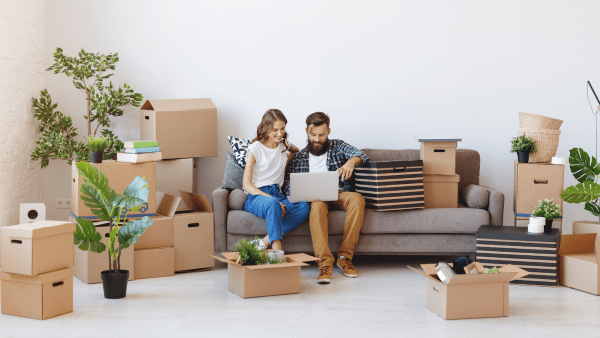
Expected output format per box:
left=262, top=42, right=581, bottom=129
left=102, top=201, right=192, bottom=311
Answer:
left=243, top=109, right=310, bottom=251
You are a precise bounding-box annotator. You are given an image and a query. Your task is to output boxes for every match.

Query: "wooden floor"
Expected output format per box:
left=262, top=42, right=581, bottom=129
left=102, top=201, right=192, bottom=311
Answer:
left=1, top=256, right=599, bottom=338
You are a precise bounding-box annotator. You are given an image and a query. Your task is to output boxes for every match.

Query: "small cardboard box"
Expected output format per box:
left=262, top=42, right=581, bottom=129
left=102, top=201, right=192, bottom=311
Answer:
left=0, top=221, right=75, bottom=276
left=156, top=158, right=198, bottom=208
left=513, top=160, right=564, bottom=220
left=156, top=190, right=215, bottom=272
left=140, top=99, right=217, bottom=159
left=409, top=263, right=529, bottom=320
left=419, top=141, right=458, bottom=176
left=134, top=247, right=175, bottom=279
left=0, top=268, right=73, bottom=320
left=212, top=252, right=319, bottom=298
left=134, top=216, right=174, bottom=250
left=573, top=220, right=600, bottom=237
left=423, top=174, right=460, bottom=208
left=72, top=160, right=156, bottom=220
left=558, top=233, right=600, bottom=295
left=71, top=218, right=135, bottom=284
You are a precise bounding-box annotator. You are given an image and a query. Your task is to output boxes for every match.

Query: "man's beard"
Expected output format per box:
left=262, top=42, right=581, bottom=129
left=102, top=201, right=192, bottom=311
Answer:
left=307, top=138, right=330, bottom=156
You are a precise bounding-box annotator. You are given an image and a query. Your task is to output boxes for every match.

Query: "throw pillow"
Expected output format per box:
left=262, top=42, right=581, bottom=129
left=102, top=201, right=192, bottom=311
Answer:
left=228, top=189, right=247, bottom=210
left=227, top=136, right=252, bottom=168
left=462, top=184, right=489, bottom=209
left=223, top=152, right=244, bottom=190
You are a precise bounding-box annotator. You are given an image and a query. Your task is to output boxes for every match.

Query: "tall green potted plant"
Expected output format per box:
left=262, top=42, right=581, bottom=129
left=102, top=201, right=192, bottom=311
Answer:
left=561, top=148, right=600, bottom=220
left=510, top=134, right=537, bottom=163
left=73, top=161, right=153, bottom=299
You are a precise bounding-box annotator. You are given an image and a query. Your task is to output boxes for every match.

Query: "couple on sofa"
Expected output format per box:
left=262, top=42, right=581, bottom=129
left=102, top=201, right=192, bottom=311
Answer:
left=242, top=109, right=370, bottom=284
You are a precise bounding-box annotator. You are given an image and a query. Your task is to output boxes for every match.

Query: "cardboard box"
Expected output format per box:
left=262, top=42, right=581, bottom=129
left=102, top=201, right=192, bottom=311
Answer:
left=558, top=233, right=600, bottom=295
left=212, top=252, right=319, bottom=298
left=134, top=247, right=175, bottom=279
left=423, top=174, right=459, bottom=208
left=513, top=160, right=564, bottom=220
left=0, top=221, right=75, bottom=276
left=573, top=220, right=600, bottom=237
left=355, top=160, right=424, bottom=211
left=156, top=190, right=215, bottom=271
left=140, top=99, right=217, bottom=159
left=515, top=218, right=562, bottom=233
left=156, top=158, right=198, bottom=208
left=134, top=216, right=174, bottom=250
left=420, top=141, right=457, bottom=175
left=0, top=268, right=73, bottom=320
left=72, top=160, right=156, bottom=220
left=71, top=219, right=135, bottom=284
left=408, top=263, right=528, bottom=320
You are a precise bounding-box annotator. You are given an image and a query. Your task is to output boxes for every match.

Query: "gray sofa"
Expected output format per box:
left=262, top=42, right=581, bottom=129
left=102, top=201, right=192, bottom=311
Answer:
left=212, top=149, right=504, bottom=255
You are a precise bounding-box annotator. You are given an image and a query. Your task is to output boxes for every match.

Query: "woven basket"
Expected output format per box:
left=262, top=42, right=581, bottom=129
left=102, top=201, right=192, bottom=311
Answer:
left=518, top=112, right=563, bottom=130
left=517, top=127, right=561, bottom=163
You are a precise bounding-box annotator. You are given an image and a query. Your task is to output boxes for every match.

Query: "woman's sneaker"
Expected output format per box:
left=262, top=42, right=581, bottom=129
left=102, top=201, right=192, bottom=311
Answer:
left=250, top=238, right=267, bottom=250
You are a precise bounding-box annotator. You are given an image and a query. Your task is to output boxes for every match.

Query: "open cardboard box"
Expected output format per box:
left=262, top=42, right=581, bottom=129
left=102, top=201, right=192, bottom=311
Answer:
left=408, top=262, right=529, bottom=320
left=212, top=252, right=319, bottom=298
left=558, top=233, right=600, bottom=295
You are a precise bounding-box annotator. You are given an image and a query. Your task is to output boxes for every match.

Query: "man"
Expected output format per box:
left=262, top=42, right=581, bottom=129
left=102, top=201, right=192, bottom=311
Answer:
left=282, top=112, right=369, bottom=284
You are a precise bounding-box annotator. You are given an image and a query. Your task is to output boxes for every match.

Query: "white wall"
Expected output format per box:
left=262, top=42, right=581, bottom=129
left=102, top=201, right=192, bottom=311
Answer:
left=44, top=0, right=600, bottom=232
left=0, top=0, right=46, bottom=229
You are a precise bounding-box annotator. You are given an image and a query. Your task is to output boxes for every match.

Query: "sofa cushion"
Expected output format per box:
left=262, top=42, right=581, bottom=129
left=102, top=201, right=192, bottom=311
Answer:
left=223, top=152, right=244, bottom=190
left=462, top=184, right=489, bottom=209
left=228, top=189, right=247, bottom=210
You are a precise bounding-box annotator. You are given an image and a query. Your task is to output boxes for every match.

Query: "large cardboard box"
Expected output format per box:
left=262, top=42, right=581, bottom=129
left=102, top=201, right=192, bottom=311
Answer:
left=423, top=174, right=459, bottom=208
left=212, top=252, right=319, bottom=298
left=134, top=247, right=175, bottom=279
left=134, top=216, right=174, bottom=250
left=558, top=233, right=600, bottom=295
left=156, top=158, right=198, bottom=208
left=71, top=218, right=135, bottom=284
left=140, top=99, right=217, bottom=159
left=0, top=268, right=73, bottom=320
left=72, top=160, right=156, bottom=220
left=408, top=263, right=528, bottom=320
left=573, top=220, right=600, bottom=237
left=355, top=160, right=424, bottom=211
left=513, top=160, right=564, bottom=220
left=419, top=141, right=458, bottom=175
left=0, top=221, right=75, bottom=276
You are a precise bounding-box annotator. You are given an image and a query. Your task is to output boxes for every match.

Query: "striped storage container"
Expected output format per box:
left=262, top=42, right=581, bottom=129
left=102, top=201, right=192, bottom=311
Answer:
left=476, top=225, right=559, bottom=287
left=354, top=160, right=424, bottom=211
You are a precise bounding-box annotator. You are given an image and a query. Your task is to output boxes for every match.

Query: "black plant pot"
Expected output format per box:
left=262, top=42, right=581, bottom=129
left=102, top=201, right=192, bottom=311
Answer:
left=544, top=219, right=553, bottom=233
left=101, top=270, right=129, bottom=299
left=517, top=151, right=530, bottom=163
left=90, top=151, right=104, bottom=164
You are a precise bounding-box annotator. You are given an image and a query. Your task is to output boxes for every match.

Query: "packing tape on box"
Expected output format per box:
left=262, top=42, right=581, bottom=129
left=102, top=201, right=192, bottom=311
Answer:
left=551, top=157, right=568, bottom=166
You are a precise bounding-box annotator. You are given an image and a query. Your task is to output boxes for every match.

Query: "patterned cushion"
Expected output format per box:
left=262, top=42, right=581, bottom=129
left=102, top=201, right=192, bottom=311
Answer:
left=227, top=136, right=252, bottom=168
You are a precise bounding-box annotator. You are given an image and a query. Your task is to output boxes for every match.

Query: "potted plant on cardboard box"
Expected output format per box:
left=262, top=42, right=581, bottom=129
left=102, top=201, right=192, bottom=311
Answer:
left=561, top=148, right=600, bottom=221
left=531, top=199, right=562, bottom=233
left=87, top=136, right=108, bottom=163
left=234, top=238, right=285, bottom=265
left=510, top=134, right=537, bottom=163
left=72, top=161, right=153, bottom=299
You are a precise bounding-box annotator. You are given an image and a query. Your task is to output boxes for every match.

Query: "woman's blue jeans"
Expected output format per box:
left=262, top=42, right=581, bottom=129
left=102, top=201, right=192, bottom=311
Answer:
left=243, top=184, right=310, bottom=243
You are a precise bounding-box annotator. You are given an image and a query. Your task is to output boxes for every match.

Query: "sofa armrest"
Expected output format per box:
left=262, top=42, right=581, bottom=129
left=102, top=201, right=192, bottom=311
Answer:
left=212, top=187, right=230, bottom=252
left=476, top=185, right=504, bottom=226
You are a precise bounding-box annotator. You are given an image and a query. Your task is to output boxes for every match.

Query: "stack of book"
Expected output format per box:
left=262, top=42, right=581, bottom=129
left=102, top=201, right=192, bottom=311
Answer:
left=117, top=141, right=163, bottom=163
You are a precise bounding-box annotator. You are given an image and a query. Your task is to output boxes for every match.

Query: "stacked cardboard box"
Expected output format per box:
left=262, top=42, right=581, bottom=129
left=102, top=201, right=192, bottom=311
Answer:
left=0, top=221, right=75, bottom=320
left=134, top=215, right=175, bottom=279
left=419, top=138, right=461, bottom=208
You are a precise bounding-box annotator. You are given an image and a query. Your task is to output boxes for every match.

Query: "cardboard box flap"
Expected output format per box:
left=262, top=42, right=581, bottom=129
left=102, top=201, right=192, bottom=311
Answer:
left=2, top=221, right=75, bottom=239
left=285, top=253, right=320, bottom=263
left=141, top=98, right=216, bottom=112
left=420, top=263, right=439, bottom=276
left=447, top=272, right=517, bottom=285
left=0, top=268, right=72, bottom=285
left=245, top=261, right=309, bottom=269
left=498, top=264, right=530, bottom=281
left=179, top=191, right=212, bottom=213
left=220, top=252, right=240, bottom=261
left=559, top=234, right=597, bottom=255
left=597, top=242, right=600, bottom=263
left=423, top=175, right=460, bottom=183
left=407, top=265, right=439, bottom=282
left=156, top=191, right=181, bottom=217
left=215, top=252, right=310, bottom=268
left=210, top=255, right=232, bottom=264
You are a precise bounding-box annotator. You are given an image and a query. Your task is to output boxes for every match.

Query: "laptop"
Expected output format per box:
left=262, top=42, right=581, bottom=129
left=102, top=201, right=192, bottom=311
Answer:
left=288, top=171, right=339, bottom=203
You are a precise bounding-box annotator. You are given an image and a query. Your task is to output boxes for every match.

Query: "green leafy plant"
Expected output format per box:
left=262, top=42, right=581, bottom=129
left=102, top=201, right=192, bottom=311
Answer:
left=234, top=237, right=270, bottom=266
left=73, top=161, right=153, bottom=274
left=510, top=134, right=537, bottom=153
left=31, top=48, right=143, bottom=168
left=87, top=136, right=108, bottom=153
left=560, top=148, right=600, bottom=219
left=483, top=267, right=500, bottom=274
left=532, top=199, right=562, bottom=220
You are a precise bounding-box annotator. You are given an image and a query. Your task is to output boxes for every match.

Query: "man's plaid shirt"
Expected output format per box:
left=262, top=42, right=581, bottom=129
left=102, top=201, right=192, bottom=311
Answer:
left=282, top=139, right=370, bottom=196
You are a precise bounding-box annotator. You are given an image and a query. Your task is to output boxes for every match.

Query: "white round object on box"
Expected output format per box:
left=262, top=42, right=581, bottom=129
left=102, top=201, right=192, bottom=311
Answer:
left=529, top=217, right=545, bottom=226
left=551, top=157, right=568, bottom=166
left=528, top=223, right=545, bottom=233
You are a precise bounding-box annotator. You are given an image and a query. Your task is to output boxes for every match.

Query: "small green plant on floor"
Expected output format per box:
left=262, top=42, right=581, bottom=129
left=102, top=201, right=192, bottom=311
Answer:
left=532, top=199, right=562, bottom=220
left=234, top=237, right=285, bottom=265
left=87, top=136, right=109, bottom=153
left=510, top=134, right=537, bottom=153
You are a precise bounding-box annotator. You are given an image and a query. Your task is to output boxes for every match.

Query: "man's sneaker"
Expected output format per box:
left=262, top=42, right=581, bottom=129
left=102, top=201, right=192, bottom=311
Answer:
left=336, top=256, right=358, bottom=278
left=250, top=238, right=267, bottom=250
left=317, top=266, right=333, bottom=284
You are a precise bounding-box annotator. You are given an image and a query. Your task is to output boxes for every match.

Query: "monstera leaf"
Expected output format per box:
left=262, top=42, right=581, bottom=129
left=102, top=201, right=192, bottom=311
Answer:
left=584, top=202, right=600, bottom=217
left=76, top=161, right=116, bottom=221
left=73, top=218, right=106, bottom=253
left=569, top=148, right=600, bottom=183
left=118, top=216, right=154, bottom=250
left=110, top=176, right=149, bottom=211
left=561, top=181, right=600, bottom=204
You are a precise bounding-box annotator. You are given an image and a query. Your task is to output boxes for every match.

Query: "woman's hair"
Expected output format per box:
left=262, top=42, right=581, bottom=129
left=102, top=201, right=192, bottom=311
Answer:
left=306, top=112, right=330, bottom=133
left=252, top=109, right=289, bottom=152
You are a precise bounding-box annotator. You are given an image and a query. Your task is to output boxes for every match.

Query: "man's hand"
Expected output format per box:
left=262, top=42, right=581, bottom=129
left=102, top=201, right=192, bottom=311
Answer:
left=337, top=161, right=356, bottom=181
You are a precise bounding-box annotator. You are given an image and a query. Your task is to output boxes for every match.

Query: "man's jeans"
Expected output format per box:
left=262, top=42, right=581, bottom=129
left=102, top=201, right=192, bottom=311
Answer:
left=243, top=184, right=310, bottom=242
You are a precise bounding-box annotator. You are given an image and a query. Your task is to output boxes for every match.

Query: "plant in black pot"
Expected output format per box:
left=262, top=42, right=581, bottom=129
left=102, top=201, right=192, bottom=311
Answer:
left=73, top=161, right=153, bottom=299
left=87, top=136, right=108, bottom=163
left=531, top=199, right=562, bottom=233
left=510, top=134, right=537, bottom=163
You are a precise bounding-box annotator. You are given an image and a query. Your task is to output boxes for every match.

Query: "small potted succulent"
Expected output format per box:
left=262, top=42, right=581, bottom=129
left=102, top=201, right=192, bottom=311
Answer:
left=87, top=136, right=109, bottom=163
left=510, top=134, right=537, bottom=163
left=531, top=199, right=562, bottom=233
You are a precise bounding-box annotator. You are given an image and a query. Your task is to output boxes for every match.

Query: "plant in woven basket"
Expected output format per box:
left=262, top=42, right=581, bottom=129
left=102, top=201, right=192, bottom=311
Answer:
left=561, top=148, right=600, bottom=219
left=532, top=199, right=562, bottom=220
left=510, top=134, right=537, bottom=153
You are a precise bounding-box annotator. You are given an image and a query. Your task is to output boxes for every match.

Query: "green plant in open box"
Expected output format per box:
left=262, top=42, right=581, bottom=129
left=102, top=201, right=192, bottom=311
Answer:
left=561, top=148, right=600, bottom=220
left=234, top=238, right=285, bottom=265
left=72, top=161, right=153, bottom=298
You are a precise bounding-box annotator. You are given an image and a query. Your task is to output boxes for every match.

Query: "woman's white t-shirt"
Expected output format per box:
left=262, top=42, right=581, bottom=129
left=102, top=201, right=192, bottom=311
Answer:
left=247, top=140, right=293, bottom=190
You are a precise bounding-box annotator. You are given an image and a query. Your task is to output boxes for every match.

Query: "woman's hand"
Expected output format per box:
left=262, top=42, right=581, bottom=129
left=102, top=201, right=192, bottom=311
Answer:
left=280, top=202, right=287, bottom=218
